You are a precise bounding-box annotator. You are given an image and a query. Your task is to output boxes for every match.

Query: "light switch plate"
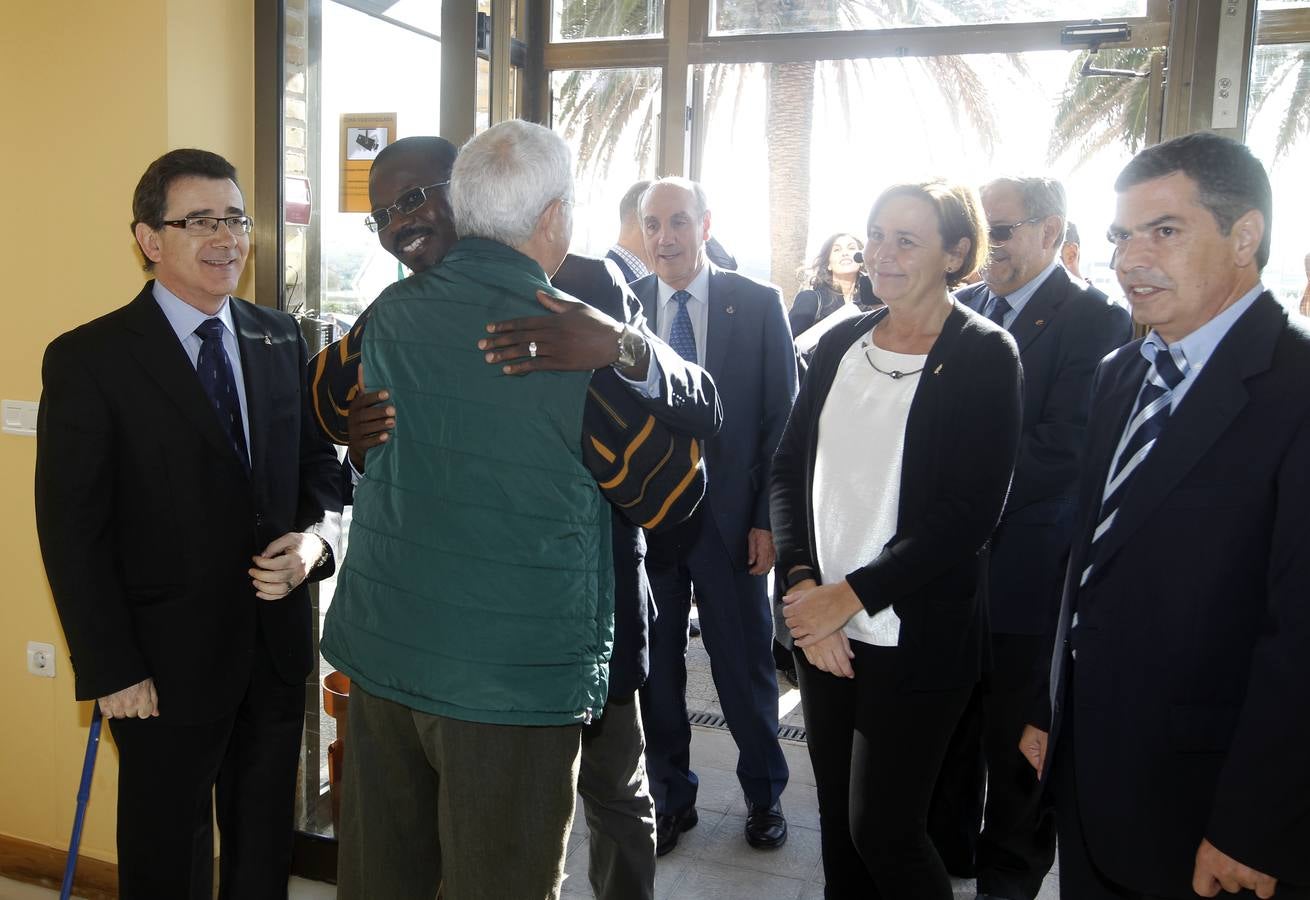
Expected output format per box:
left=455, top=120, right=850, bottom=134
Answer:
left=2, top=399, right=39, bottom=436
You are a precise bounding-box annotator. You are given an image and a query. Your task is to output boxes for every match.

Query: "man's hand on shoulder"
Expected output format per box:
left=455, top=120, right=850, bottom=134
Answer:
left=479, top=290, right=648, bottom=378
left=348, top=361, right=395, bottom=473
left=1193, top=839, right=1278, bottom=898
left=99, top=677, right=158, bottom=719
left=250, top=532, right=327, bottom=600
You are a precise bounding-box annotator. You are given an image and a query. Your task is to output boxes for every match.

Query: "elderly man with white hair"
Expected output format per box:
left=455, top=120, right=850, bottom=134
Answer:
left=321, top=119, right=613, bottom=900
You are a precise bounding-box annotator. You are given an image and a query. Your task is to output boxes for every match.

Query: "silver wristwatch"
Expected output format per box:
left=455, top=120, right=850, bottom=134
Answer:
left=614, top=324, right=647, bottom=369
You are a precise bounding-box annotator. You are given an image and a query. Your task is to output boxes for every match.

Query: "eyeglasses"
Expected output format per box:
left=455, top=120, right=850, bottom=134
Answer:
left=987, top=217, right=1043, bottom=244
left=162, top=215, right=254, bottom=236
left=365, top=181, right=450, bottom=233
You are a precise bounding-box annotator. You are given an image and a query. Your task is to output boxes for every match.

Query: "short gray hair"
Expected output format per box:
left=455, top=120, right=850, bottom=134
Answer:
left=984, top=176, right=1067, bottom=221
left=640, top=176, right=710, bottom=221
left=451, top=120, right=574, bottom=248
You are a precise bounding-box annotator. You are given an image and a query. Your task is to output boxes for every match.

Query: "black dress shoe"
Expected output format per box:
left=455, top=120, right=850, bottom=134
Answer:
left=655, top=806, right=698, bottom=856
left=689, top=618, right=702, bottom=638
left=745, top=799, right=787, bottom=849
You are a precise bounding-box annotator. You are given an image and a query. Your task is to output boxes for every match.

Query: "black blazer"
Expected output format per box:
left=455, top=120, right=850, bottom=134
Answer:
left=1043, top=292, right=1310, bottom=892
left=770, top=303, right=1022, bottom=690
left=632, top=265, right=798, bottom=566
left=957, top=268, right=1131, bottom=634
left=553, top=254, right=722, bottom=696
left=35, top=283, right=342, bottom=725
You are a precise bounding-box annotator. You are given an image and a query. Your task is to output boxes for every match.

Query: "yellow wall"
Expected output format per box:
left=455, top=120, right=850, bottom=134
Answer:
left=0, top=0, right=255, bottom=863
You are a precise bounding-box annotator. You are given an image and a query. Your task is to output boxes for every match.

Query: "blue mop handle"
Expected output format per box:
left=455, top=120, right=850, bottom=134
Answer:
left=60, top=703, right=103, bottom=900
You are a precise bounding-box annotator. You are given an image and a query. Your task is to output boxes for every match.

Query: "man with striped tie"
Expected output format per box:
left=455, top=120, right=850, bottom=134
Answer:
left=1020, top=132, right=1310, bottom=899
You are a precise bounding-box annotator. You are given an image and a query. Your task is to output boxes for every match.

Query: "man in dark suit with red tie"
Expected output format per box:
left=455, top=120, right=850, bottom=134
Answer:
left=1020, top=133, right=1310, bottom=899
left=36, top=149, right=342, bottom=899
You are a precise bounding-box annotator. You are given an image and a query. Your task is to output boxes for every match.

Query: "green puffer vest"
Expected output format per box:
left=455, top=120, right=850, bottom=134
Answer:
left=321, top=239, right=614, bottom=726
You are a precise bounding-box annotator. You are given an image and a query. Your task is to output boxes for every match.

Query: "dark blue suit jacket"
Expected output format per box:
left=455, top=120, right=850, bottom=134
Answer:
left=1042, top=292, right=1310, bottom=893
left=957, top=267, right=1131, bottom=635
left=632, top=264, right=797, bottom=565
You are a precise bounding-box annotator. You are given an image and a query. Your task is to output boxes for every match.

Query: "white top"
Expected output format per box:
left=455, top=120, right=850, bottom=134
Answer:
left=813, top=330, right=925, bottom=646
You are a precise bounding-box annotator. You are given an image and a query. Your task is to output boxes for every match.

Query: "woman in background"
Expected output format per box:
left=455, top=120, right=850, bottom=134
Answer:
left=790, top=233, right=865, bottom=336
left=771, top=180, right=1021, bottom=899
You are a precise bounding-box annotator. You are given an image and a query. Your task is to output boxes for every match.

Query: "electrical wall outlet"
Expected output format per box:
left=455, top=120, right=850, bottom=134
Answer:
left=27, top=641, right=56, bottom=678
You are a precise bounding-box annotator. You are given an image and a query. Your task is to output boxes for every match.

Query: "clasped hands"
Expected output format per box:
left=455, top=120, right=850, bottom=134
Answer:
left=782, top=577, right=862, bottom=679
left=249, top=531, right=323, bottom=601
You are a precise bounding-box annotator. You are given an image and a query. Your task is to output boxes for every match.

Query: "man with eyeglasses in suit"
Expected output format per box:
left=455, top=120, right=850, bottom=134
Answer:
left=35, top=148, right=342, bottom=899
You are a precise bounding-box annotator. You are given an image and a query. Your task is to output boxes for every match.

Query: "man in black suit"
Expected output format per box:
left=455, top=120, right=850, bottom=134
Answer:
left=1020, top=133, right=1310, bottom=899
left=931, top=177, right=1131, bottom=899
left=35, top=149, right=342, bottom=899
left=328, top=137, right=720, bottom=899
left=632, top=177, right=797, bottom=854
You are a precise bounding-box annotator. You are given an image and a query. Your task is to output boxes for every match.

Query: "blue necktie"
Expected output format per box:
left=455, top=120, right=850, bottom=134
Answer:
left=195, top=318, right=250, bottom=472
left=1080, top=346, right=1187, bottom=586
left=987, top=295, right=1011, bottom=327
left=668, top=290, right=698, bottom=363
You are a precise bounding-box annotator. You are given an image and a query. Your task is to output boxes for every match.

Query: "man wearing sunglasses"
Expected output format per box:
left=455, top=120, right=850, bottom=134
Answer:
left=312, top=134, right=719, bottom=900
left=35, top=148, right=343, bottom=899
left=930, top=176, right=1131, bottom=900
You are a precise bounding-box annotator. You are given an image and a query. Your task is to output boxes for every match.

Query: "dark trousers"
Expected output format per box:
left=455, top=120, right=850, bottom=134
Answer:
left=579, top=691, right=656, bottom=900
left=336, top=683, right=582, bottom=900
left=640, top=506, right=788, bottom=814
left=108, top=632, right=305, bottom=900
left=930, top=632, right=1056, bottom=898
left=797, top=641, right=973, bottom=900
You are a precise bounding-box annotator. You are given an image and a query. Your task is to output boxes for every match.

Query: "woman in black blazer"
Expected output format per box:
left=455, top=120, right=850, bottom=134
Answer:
left=771, top=180, right=1022, bottom=899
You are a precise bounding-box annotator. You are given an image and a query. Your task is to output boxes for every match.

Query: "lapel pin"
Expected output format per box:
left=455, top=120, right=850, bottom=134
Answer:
left=264, top=334, right=272, bottom=345
left=1035, top=319, right=1045, bottom=326
left=933, top=364, right=943, bottom=375
left=725, top=306, right=735, bottom=315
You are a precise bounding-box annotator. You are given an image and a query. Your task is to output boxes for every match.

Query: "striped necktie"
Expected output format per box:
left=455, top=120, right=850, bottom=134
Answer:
left=1080, top=346, right=1188, bottom=586
left=668, top=290, right=698, bottom=362
left=195, top=318, right=250, bottom=473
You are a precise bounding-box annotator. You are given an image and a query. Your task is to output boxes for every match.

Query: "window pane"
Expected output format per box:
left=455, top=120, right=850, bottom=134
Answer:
left=551, top=68, right=663, bottom=256
left=696, top=51, right=1155, bottom=303
left=553, top=0, right=664, bottom=42
left=1247, top=40, right=1310, bottom=313
left=712, top=0, right=1146, bottom=36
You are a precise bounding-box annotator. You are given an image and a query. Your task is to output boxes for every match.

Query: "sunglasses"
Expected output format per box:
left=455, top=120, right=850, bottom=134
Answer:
left=987, top=217, right=1043, bottom=244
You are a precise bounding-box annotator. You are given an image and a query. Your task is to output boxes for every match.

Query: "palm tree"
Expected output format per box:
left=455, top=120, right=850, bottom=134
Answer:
left=553, top=0, right=1009, bottom=293
left=1047, top=45, right=1310, bottom=168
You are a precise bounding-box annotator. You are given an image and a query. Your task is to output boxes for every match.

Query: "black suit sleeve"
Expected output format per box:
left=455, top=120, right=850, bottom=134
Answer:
left=769, top=327, right=829, bottom=577
left=35, top=335, right=149, bottom=700
left=754, top=285, right=800, bottom=531
left=1010, top=299, right=1132, bottom=511
left=1206, top=406, right=1310, bottom=880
